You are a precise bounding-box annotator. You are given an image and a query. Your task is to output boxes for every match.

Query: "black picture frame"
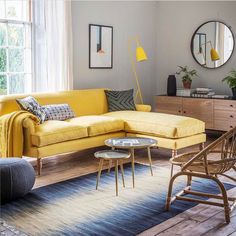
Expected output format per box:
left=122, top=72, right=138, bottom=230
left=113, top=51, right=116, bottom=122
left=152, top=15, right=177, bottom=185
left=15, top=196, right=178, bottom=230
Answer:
left=89, top=24, right=113, bottom=69
left=190, top=20, right=235, bottom=69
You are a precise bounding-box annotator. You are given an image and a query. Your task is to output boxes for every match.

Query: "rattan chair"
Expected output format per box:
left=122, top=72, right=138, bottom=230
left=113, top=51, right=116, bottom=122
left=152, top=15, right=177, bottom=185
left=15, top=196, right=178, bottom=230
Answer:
left=165, top=127, right=236, bottom=223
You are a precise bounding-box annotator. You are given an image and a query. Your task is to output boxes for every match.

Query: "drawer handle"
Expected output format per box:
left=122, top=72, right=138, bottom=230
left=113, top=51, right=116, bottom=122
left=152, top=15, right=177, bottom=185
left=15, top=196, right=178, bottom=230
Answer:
left=183, top=111, right=186, bottom=114
left=178, top=110, right=181, bottom=113
left=230, top=115, right=234, bottom=118
left=230, top=125, right=233, bottom=128
left=230, top=104, right=233, bottom=107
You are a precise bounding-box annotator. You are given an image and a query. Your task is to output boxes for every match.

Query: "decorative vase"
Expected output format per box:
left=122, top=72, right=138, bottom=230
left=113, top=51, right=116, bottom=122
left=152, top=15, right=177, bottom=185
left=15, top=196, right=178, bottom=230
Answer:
left=167, top=75, right=176, bottom=96
left=232, top=87, right=236, bottom=100
left=183, top=80, right=192, bottom=89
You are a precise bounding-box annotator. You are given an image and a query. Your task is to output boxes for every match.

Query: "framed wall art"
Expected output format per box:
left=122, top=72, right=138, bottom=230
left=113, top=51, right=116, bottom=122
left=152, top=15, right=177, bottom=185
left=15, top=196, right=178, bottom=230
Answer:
left=89, top=24, right=113, bottom=69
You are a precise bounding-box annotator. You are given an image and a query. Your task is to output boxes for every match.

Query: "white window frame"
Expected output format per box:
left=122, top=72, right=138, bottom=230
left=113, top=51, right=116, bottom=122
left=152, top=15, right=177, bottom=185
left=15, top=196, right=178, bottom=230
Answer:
left=0, top=0, right=32, bottom=95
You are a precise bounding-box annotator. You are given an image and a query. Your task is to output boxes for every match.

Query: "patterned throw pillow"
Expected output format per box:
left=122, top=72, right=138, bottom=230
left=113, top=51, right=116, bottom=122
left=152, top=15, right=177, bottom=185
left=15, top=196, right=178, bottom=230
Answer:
left=105, top=89, right=136, bottom=112
left=42, top=104, right=75, bottom=121
left=16, top=96, right=46, bottom=123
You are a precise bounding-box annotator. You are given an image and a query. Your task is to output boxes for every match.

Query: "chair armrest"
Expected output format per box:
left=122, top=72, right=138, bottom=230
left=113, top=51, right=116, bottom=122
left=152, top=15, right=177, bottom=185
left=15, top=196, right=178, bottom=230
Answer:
left=135, top=104, right=151, bottom=112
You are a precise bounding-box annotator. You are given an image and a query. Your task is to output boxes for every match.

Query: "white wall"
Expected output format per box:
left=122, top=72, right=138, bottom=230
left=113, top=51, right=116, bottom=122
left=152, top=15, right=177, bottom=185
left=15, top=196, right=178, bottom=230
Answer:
left=156, top=1, right=236, bottom=96
left=72, top=1, right=157, bottom=105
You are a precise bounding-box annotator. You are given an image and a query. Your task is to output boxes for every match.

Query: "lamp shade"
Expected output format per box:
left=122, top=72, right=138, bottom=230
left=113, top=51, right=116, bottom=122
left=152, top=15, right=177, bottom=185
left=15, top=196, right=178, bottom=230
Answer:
left=210, top=48, right=220, bottom=61
left=136, top=46, right=147, bottom=62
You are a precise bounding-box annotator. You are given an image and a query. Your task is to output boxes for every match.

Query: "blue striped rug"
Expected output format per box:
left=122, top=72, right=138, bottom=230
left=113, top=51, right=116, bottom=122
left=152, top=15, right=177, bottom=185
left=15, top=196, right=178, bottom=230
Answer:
left=1, top=163, right=234, bottom=236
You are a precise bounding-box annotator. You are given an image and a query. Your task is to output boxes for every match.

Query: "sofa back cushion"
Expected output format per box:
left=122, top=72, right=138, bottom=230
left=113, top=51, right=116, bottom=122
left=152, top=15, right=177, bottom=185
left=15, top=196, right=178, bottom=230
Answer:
left=0, top=89, right=108, bottom=116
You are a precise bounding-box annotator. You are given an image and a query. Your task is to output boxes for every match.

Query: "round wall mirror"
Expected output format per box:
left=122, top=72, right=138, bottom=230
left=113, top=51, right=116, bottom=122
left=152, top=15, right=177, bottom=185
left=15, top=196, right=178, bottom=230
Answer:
left=191, top=21, right=234, bottom=69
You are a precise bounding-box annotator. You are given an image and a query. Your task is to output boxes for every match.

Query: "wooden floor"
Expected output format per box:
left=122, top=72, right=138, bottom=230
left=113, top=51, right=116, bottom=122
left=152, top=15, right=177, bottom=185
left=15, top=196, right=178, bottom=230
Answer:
left=25, top=134, right=236, bottom=235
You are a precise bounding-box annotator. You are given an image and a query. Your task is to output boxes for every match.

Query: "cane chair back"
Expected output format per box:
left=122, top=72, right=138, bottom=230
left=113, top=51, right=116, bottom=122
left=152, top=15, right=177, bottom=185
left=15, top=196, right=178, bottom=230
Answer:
left=181, top=127, right=236, bottom=175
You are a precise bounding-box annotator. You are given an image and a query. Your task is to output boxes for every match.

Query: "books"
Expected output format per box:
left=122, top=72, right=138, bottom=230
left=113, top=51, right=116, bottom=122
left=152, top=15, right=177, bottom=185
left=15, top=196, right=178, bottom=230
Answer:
left=112, top=139, right=139, bottom=146
left=192, top=91, right=215, bottom=98
left=195, top=88, right=213, bottom=94
left=212, top=95, right=230, bottom=99
left=191, top=87, right=215, bottom=98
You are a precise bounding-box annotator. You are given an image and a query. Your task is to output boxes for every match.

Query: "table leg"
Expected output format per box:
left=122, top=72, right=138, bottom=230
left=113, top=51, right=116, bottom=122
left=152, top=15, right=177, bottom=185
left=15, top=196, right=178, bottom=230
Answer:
left=147, top=147, right=153, bottom=176
left=108, top=147, right=115, bottom=174
left=108, top=160, right=112, bottom=174
left=96, top=159, right=104, bottom=190
left=115, top=160, right=119, bottom=196
left=120, top=160, right=125, bottom=187
left=131, top=148, right=135, bottom=188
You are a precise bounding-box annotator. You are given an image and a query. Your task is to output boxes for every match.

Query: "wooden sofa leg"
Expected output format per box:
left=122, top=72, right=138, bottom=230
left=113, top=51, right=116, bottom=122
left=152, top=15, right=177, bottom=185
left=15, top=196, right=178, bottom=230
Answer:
left=199, top=143, right=205, bottom=150
left=37, top=158, right=42, bottom=176
left=172, top=150, right=177, bottom=158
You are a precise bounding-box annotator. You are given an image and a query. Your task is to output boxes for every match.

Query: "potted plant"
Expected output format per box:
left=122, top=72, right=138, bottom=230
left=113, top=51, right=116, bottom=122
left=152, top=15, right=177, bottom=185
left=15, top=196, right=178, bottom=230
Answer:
left=176, top=66, right=198, bottom=89
left=222, top=70, right=236, bottom=99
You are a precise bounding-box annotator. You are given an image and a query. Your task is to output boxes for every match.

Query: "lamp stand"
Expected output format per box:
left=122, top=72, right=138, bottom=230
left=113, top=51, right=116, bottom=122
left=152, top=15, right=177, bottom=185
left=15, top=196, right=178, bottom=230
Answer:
left=128, top=38, right=144, bottom=104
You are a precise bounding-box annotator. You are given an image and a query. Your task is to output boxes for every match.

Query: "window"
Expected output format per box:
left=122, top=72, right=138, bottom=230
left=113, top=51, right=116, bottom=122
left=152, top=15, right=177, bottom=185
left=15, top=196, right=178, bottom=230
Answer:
left=0, top=0, right=32, bottom=95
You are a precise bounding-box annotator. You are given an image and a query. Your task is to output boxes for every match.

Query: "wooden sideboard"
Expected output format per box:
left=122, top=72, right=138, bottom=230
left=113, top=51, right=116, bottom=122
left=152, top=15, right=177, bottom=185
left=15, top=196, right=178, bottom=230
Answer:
left=155, top=95, right=236, bottom=131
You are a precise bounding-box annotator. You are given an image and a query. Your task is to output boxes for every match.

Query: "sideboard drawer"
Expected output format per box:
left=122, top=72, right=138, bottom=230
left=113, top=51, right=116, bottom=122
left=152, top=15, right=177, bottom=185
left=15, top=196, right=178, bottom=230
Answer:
left=214, top=119, right=236, bottom=131
left=156, top=96, right=182, bottom=115
left=182, top=98, right=213, bottom=128
left=214, top=100, right=236, bottom=111
left=214, top=110, right=236, bottom=120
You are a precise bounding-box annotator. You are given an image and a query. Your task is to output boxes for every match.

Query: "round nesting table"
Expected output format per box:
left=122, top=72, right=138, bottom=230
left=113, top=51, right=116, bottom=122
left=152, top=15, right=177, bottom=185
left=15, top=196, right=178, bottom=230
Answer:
left=105, top=137, right=157, bottom=188
left=94, top=150, right=131, bottom=196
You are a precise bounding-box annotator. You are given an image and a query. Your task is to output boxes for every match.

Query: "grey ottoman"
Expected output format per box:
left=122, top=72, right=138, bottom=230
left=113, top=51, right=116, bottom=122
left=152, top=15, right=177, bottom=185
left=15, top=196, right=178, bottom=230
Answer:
left=0, top=158, right=35, bottom=204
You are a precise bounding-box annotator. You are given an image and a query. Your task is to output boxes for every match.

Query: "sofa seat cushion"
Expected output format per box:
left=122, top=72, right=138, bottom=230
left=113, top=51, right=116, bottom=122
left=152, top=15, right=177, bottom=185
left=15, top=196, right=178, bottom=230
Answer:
left=104, top=111, right=205, bottom=138
left=31, top=121, right=88, bottom=147
left=67, top=116, right=124, bottom=137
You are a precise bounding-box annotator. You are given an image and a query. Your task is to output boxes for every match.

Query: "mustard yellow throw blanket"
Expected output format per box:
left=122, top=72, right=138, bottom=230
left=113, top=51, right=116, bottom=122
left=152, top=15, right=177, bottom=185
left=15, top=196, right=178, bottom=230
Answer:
left=0, top=111, right=39, bottom=157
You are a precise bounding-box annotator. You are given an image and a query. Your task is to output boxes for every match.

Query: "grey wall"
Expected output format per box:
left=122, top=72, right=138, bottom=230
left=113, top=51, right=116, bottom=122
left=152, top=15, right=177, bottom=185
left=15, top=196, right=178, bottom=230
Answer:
left=72, top=1, right=236, bottom=107
left=156, top=1, right=236, bottom=96
left=72, top=1, right=157, bottom=105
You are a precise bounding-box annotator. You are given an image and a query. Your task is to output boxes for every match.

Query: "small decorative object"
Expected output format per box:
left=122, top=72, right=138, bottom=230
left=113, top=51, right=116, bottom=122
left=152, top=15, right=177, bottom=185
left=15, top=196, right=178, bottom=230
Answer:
left=176, top=66, right=198, bottom=89
left=89, top=24, right=113, bottom=69
left=167, top=75, right=177, bottom=96
left=222, top=69, right=236, bottom=99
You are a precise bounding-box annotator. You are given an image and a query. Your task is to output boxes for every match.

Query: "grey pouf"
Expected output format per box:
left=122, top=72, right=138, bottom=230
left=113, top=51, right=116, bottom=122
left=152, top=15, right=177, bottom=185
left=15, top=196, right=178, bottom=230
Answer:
left=0, top=158, right=35, bottom=204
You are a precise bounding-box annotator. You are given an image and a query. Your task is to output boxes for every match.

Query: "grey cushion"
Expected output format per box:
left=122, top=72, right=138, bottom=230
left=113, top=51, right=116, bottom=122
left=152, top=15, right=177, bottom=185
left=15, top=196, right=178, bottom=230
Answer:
left=105, top=89, right=136, bottom=112
left=0, top=158, right=35, bottom=205
left=42, top=104, right=75, bottom=121
left=16, top=96, right=46, bottom=123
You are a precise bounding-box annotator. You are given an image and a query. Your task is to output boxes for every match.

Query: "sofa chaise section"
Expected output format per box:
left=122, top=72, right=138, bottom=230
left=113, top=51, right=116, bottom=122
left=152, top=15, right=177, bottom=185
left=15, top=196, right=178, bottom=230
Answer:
left=105, top=111, right=206, bottom=153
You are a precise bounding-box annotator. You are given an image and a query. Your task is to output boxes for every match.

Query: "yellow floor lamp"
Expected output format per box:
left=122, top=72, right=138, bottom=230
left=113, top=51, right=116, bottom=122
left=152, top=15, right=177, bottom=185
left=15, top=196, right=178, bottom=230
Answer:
left=128, top=37, right=147, bottom=104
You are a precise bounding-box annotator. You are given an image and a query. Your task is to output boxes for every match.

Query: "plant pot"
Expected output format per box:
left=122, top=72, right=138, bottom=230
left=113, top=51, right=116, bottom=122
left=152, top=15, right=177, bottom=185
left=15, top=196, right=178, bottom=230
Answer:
left=183, top=80, right=192, bottom=89
left=232, top=87, right=236, bottom=100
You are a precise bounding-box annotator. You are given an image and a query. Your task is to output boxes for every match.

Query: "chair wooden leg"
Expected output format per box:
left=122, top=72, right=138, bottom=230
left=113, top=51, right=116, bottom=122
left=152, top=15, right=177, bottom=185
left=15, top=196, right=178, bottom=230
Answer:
left=211, top=176, right=231, bottom=224
left=147, top=147, right=153, bottom=176
left=170, top=164, right=174, bottom=178
left=170, top=150, right=177, bottom=177
left=187, top=175, right=192, bottom=188
left=37, top=158, right=42, bottom=176
left=165, top=173, right=179, bottom=211
left=96, top=159, right=104, bottom=190
left=120, top=160, right=125, bottom=188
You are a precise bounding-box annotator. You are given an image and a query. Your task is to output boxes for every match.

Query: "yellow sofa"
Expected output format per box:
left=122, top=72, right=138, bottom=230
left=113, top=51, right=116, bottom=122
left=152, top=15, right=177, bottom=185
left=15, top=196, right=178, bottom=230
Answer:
left=0, top=88, right=206, bottom=174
